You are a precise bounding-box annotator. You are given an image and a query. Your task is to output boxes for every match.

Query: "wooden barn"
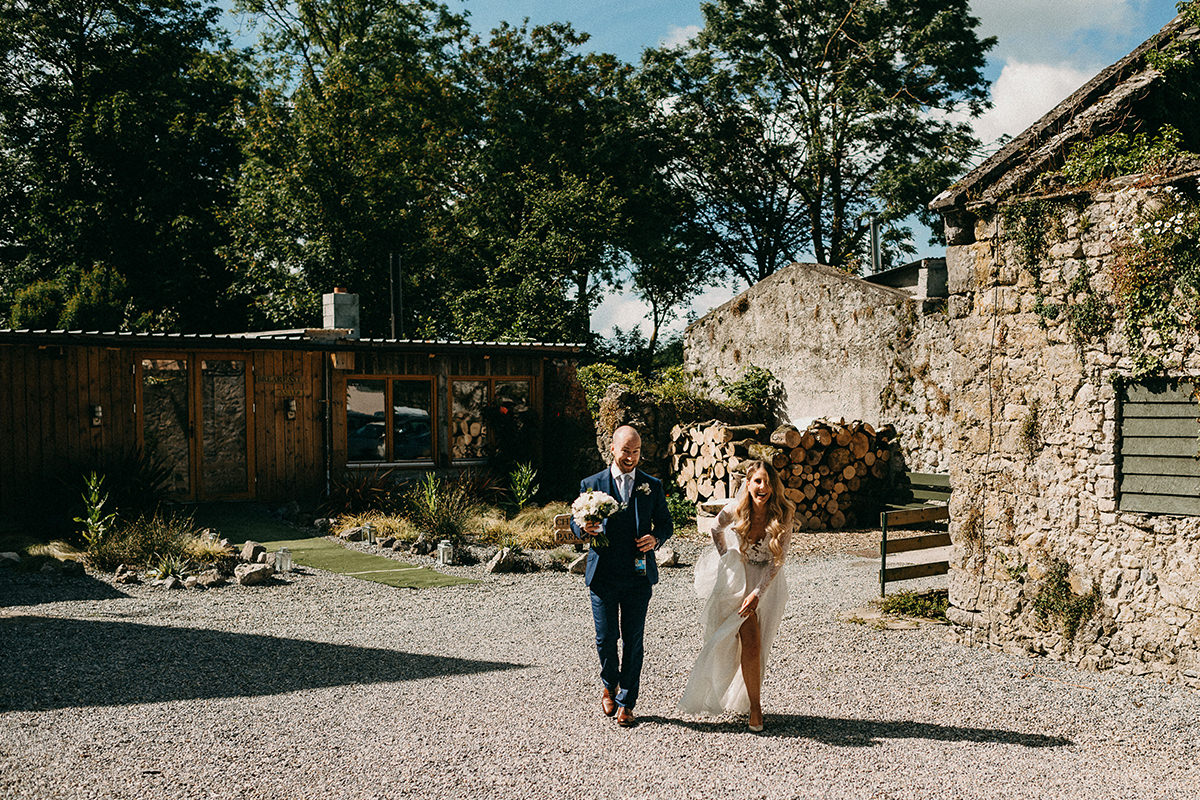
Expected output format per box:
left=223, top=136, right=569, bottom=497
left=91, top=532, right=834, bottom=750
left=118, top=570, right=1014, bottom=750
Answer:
left=0, top=308, right=583, bottom=515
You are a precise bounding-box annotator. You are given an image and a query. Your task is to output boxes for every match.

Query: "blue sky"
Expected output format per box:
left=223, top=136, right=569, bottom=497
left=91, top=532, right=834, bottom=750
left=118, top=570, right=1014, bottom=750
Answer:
left=220, top=0, right=1186, bottom=339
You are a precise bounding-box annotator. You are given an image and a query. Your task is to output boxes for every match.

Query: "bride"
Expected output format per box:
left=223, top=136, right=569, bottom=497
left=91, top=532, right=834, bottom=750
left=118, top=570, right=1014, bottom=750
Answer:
left=678, top=460, right=794, bottom=732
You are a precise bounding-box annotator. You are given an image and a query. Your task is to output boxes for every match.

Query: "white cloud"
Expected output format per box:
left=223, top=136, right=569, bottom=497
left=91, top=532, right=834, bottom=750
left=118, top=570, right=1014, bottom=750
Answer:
left=972, top=60, right=1095, bottom=145
left=589, top=282, right=741, bottom=340
left=659, top=24, right=700, bottom=49
left=590, top=292, right=651, bottom=338
left=972, top=0, right=1139, bottom=62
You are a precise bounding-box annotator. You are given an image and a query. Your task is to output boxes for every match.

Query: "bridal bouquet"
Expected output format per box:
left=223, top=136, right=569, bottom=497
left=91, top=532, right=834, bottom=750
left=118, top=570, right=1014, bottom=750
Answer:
left=571, top=489, right=620, bottom=547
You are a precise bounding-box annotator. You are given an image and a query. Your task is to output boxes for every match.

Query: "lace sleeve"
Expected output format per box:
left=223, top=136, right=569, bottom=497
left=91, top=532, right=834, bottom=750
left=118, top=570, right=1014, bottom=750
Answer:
left=750, top=512, right=793, bottom=598
left=710, top=506, right=733, bottom=555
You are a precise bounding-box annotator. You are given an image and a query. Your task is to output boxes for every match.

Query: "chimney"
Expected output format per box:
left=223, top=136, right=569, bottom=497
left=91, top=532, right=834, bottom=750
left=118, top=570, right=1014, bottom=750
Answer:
left=323, top=288, right=360, bottom=339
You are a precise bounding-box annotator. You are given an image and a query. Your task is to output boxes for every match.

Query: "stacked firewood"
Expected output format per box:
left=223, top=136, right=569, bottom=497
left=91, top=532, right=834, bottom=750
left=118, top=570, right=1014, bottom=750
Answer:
left=451, top=417, right=486, bottom=459
left=668, top=419, right=897, bottom=530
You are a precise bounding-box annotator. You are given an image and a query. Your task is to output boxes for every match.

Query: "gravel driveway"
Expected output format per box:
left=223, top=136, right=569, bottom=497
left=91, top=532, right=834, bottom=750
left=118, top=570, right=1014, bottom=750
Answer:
left=2, top=537, right=1198, bottom=800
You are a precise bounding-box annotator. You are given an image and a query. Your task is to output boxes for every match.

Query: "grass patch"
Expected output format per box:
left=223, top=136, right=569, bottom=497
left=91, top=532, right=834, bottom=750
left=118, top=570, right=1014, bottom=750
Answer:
left=192, top=503, right=474, bottom=589
left=879, top=589, right=949, bottom=622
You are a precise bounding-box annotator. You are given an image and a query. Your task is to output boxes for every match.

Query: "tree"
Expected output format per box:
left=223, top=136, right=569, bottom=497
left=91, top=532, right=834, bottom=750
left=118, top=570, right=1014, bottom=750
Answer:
left=429, top=21, right=643, bottom=342
left=639, top=0, right=994, bottom=283
left=0, top=0, right=251, bottom=330
left=226, top=0, right=470, bottom=333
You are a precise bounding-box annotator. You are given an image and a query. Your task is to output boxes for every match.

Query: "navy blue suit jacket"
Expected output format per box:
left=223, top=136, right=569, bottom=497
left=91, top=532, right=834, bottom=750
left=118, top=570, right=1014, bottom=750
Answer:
left=571, top=468, right=673, bottom=587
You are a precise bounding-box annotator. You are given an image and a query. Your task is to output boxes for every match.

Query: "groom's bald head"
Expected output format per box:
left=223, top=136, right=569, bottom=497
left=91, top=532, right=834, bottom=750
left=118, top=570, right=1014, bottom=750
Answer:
left=611, top=425, right=641, bottom=474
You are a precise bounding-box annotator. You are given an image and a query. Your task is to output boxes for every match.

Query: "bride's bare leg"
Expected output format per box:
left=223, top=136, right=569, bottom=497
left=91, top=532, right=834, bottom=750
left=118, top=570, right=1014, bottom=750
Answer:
left=738, top=611, right=762, bottom=727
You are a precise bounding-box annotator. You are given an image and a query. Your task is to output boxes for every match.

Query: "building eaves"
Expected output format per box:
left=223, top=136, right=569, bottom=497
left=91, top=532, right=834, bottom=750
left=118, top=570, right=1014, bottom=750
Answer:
left=931, top=11, right=1195, bottom=216
left=0, top=329, right=584, bottom=355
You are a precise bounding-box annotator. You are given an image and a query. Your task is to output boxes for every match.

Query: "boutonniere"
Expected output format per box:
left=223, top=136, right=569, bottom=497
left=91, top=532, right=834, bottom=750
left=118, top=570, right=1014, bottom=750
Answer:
left=635, top=483, right=652, bottom=496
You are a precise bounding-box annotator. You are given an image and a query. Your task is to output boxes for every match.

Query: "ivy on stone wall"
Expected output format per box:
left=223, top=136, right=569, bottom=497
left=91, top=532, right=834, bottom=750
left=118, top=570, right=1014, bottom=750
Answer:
left=999, top=197, right=1116, bottom=350
left=1111, top=183, right=1200, bottom=376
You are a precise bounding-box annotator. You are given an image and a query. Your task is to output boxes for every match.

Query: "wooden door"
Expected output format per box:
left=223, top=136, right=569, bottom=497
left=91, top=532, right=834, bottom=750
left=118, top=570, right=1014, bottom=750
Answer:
left=137, top=353, right=255, bottom=500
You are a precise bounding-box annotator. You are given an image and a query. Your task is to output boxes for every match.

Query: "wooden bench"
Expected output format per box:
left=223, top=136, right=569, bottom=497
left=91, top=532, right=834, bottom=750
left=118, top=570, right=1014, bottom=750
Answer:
left=879, top=472, right=951, bottom=596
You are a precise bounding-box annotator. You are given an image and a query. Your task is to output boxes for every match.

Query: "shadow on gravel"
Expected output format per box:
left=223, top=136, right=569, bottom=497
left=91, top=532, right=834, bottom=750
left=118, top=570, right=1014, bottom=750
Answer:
left=0, top=616, right=527, bottom=712
left=0, top=574, right=130, bottom=608
left=638, top=715, right=1072, bottom=748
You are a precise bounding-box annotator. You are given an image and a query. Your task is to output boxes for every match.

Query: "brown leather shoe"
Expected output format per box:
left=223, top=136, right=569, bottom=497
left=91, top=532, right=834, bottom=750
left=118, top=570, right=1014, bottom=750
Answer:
left=616, top=706, right=635, bottom=727
left=601, top=688, right=616, bottom=717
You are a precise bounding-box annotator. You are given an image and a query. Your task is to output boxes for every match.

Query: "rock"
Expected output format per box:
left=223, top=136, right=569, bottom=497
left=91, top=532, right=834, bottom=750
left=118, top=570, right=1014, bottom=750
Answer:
left=391, top=539, right=406, bottom=551
left=60, top=560, right=85, bottom=576
left=114, top=568, right=141, bottom=584
left=235, top=563, right=275, bottom=586
left=40, top=562, right=58, bottom=574
left=183, top=576, right=199, bottom=589
left=569, top=554, right=588, bottom=575
left=379, top=537, right=396, bottom=549
left=341, top=527, right=365, bottom=542
left=0, top=552, right=20, bottom=567
left=256, top=551, right=269, bottom=564
left=313, top=518, right=333, bottom=533
left=279, top=500, right=301, bottom=522
left=196, top=569, right=227, bottom=589
left=240, top=541, right=265, bottom=563
left=162, top=576, right=183, bottom=590
left=654, top=546, right=678, bottom=568
left=487, top=547, right=517, bottom=574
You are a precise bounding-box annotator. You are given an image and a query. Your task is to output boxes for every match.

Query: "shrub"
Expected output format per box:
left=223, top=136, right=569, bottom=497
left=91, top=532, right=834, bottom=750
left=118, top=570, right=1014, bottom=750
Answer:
left=506, top=462, right=540, bottom=516
left=476, top=502, right=570, bottom=550
left=86, top=511, right=197, bottom=572
left=665, top=491, right=696, bottom=529
left=879, top=589, right=948, bottom=621
left=407, top=473, right=480, bottom=554
left=334, top=512, right=420, bottom=545
left=149, top=552, right=192, bottom=581
left=321, top=468, right=404, bottom=515
left=75, top=472, right=117, bottom=550
left=577, top=363, right=644, bottom=416
left=721, top=365, right=782, bottom=412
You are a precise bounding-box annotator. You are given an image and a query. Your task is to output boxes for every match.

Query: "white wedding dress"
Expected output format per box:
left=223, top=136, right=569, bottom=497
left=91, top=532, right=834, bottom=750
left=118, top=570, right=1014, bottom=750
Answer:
left=678, top=503, right=791, bottom=715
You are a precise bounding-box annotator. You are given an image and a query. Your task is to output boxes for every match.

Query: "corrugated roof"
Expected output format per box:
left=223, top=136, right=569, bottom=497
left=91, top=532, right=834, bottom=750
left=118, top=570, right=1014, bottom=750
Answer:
left=0, top=328, right=585, bottom=353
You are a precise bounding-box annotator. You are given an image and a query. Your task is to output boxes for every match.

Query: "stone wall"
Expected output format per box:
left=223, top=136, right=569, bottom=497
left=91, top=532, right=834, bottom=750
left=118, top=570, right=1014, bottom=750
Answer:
left=944, top=177, right=1200, bottom=686
left=683, top=261, right=951, bottom=473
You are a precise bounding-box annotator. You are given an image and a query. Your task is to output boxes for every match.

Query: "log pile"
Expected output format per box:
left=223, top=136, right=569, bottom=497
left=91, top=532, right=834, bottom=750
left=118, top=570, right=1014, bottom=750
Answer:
left=451, top=416, right=486, bottom=459
left=667, top=418, right=897, bottom=530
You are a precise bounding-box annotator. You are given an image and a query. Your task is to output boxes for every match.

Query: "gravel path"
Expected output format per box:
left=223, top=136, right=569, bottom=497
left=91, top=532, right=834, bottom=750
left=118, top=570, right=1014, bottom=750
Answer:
left=2, top=538, right=1199, bottom=800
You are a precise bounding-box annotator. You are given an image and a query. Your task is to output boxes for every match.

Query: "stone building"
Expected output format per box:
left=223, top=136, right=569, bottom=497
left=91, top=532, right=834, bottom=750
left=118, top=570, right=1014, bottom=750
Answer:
left=683, top=259, right=952, bottom=473
left=930, top=10, right=1200, bottom=683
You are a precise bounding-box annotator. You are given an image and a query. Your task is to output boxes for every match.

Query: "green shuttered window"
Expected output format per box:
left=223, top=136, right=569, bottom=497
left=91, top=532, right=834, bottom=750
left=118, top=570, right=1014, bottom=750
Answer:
left=1119, top=379, right=1200, bottom=516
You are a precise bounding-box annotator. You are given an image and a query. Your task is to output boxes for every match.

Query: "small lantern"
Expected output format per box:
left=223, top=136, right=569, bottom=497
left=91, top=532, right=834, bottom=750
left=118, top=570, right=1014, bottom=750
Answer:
left=89, top=403, right=103, bottom=427
left=437, top=539, right=453, bottom=565
left=365, top=523, right=376, bottom=545
left=275, top=547, right=293, bottom=573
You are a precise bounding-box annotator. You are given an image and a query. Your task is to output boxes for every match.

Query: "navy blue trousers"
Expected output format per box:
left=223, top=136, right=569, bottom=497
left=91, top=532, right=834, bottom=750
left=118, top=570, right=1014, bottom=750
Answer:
left=589, top=579, right=653, bottom=710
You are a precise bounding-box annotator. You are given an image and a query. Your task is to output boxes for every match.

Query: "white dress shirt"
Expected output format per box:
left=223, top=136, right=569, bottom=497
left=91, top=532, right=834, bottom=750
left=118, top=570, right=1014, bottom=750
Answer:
left=610, top=464, right=634, bottom=503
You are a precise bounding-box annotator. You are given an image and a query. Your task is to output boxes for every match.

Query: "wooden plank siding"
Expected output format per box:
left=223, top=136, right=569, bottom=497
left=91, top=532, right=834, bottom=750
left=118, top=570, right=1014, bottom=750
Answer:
left=1119, top=379, right=1200, bottom=516
left=0, top=334, right=575, bottom=517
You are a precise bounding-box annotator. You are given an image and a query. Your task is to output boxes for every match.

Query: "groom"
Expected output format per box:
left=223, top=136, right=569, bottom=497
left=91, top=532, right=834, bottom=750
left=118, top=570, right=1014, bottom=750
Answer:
left=572, top=425, right=673, bottom=727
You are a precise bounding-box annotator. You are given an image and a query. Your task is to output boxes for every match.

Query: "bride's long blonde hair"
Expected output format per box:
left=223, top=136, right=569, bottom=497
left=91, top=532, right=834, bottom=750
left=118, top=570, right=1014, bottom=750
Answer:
left=730, top=461, right=794, bottom=566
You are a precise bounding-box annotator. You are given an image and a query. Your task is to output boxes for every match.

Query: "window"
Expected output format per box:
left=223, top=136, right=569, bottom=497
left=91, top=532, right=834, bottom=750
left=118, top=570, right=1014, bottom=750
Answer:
left=1118, top=378, right=1200, bottom=516
left=449, top=376, right=533, bottom=462
left=347, top=377, right=434, bottom=463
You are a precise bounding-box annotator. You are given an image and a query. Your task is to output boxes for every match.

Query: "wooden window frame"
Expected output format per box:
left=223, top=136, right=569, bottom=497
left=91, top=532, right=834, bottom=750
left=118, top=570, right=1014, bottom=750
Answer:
left=447, top=375, right=535, bottom=465
left=345, top=374, right=437, bottom=467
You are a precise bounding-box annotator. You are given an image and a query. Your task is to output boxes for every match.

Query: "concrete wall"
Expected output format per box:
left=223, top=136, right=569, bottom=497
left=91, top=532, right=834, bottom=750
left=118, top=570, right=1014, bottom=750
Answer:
left=683, top=261, right=951, bottom=473
left=944, top=178, right=1200, bottom=686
